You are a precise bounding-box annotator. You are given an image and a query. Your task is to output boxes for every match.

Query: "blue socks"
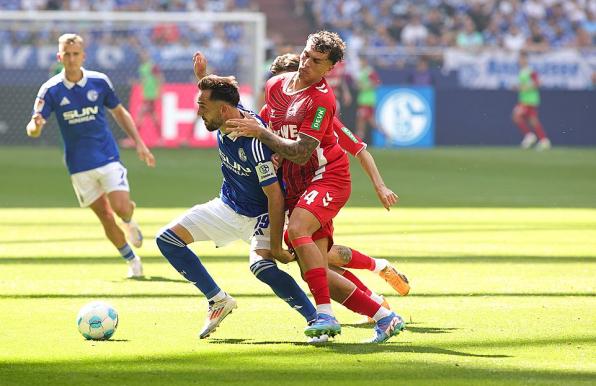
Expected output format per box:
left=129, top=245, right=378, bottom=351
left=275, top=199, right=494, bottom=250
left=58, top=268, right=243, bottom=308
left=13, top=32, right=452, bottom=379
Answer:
left=117, top=243, right=136, bottom=261
left=250, top=259, right=317, bottom=323
left=156, top=229, right=221, bottom=299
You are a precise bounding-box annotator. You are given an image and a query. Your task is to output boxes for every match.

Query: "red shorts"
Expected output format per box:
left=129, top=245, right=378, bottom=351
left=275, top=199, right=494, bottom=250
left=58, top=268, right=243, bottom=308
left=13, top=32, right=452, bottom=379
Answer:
left=357, top=105, right=374, bottom=120
left=284, top=223, right=334, bottom=251
left=515, top=104, right=538, bottom=119
left=285, top=178, right=351, bottom=246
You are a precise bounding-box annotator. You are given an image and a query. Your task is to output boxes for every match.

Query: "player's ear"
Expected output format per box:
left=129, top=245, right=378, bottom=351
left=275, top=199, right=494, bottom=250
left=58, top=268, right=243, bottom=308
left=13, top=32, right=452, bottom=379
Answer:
left=324, top=62, right=335, bottom=76
left=56, top=52, right=61, bottom=62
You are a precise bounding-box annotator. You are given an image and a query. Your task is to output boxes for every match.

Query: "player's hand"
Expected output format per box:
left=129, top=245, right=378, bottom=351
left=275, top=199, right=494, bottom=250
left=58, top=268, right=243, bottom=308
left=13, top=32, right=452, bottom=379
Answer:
left=271, top=153, right=281, bottom=171
left=376, top=185, right=399, bottom=210
left=193, top=51, right=208, bottom=81
left=26, top=114, right=46, bottom=138
left=226, top=117, right=264, bottom=139
left=136, top=143, right=156, bottom=167
left=270, top=248, right=296, bottom=264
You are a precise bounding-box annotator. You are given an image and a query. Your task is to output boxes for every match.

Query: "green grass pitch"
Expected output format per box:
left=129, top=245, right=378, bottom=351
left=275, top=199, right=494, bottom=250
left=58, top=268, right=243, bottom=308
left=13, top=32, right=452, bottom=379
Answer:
left=0, top=147, right=595, bottom=385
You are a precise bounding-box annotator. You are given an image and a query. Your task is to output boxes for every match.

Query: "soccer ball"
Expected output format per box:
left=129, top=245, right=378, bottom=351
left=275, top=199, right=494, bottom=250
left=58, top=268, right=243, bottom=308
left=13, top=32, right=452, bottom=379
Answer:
left=76, top=301, right=119, bottom=340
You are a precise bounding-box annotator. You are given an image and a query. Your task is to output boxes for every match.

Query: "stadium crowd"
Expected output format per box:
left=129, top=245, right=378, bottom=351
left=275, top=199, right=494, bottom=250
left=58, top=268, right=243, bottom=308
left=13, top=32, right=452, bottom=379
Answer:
left=296, top=0, right=596, bottom=51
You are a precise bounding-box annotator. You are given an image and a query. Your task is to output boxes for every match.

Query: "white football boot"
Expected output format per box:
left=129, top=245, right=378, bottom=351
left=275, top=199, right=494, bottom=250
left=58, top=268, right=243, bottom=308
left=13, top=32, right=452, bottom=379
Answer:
left=536, top=138, right=551, bottom=151
left=520, top=132, right=537, bottom=149
left=127, top=256, right=144, bottom=278
left=199, top=295, right=237, bottom=339
left=123, top=219, right=143, bottom=248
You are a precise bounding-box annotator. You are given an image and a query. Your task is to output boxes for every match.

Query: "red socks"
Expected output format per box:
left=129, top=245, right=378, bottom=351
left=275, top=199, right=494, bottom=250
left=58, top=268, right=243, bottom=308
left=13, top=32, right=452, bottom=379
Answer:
left=533, top=122, right=546, bottom=140
left=342, top=288, right=382, bottom=318
left=341, top=270, right=372, bottom=296
left=343, top=248, right=375, bottom=271
left=304, top=268, right=331, bottom=305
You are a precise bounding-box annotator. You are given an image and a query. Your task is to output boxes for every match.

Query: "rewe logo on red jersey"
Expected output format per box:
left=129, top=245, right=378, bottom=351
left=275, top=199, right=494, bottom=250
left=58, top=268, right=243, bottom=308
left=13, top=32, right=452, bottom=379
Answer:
left=279, top=124, right=298, bottom=139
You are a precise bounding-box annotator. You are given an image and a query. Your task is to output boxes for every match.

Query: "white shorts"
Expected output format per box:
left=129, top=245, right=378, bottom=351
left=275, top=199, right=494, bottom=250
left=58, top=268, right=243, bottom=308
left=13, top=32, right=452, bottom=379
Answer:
left=161, top=197, right=271, bottom=259
left=70, top=162, right=130, bottom=207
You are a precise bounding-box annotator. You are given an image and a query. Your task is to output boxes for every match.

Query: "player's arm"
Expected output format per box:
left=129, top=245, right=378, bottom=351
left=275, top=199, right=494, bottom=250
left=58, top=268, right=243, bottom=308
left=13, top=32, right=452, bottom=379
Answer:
left=109, top=104, right=156, bottom=167
left=193, top=51, right=208, bottom=82
left=356, top=149, right=399, bottom=210
left=226, top=117, right=319, bottom=165
left=262, top=182, right=295, bottom=264
left=26, top=113, right=46, bottom=138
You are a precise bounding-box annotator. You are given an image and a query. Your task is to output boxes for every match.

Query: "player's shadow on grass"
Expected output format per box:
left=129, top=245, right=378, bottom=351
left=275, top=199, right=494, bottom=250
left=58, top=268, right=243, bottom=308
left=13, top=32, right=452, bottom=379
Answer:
left=120, top=276, right=188, bottom=283
left=342, top=322, right=460, bottom=334
left=208, top=339, right=509, bottom=358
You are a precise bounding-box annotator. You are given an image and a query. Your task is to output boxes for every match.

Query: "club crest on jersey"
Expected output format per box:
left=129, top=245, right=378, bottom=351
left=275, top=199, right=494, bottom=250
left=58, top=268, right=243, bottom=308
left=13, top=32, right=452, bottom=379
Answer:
left=238, top=148, right=247, bottom=162
left=311, top=106, right=327, bottom=130
left=86, top=90, right=98, bottom=102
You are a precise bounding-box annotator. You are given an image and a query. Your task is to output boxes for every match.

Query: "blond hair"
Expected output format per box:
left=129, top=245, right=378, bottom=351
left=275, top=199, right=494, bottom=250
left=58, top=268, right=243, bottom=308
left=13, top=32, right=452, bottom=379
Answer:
left=58, top=34, right=84, bottom=50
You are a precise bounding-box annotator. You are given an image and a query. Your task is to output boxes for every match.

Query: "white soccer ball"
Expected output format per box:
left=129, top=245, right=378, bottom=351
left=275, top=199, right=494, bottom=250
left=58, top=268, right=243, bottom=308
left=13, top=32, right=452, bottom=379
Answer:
left=76, top=301, right=119, bottom=340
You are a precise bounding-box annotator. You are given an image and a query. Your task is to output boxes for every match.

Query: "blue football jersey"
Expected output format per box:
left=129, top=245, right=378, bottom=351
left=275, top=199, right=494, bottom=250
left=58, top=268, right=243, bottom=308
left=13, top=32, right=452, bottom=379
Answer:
left=33, top=68, right=122, bottom=174
left=218, top=107, right=279, bottom=217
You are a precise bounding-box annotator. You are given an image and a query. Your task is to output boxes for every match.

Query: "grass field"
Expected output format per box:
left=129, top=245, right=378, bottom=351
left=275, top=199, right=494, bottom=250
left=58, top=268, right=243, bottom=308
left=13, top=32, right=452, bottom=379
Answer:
left=1, top=147, right=595, bottom=385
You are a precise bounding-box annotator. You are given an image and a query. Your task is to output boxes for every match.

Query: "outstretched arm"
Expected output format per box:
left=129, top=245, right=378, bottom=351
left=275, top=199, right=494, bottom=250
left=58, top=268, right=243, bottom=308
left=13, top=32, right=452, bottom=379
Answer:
left=226, top=117, right=318, bottom=165
left=356, top=149, right=398, bottom=210
left=109, top=104, right=156, bottom=167
left=193, top=51, right=208, bottom=82
left=26, top=113, right=46, bottom=138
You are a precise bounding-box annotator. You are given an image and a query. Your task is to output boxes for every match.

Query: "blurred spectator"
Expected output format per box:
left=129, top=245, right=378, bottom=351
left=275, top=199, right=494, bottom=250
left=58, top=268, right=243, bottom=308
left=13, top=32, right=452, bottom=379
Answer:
left=503, top=25, right=526, bottom=51
left=407, top=57, right=434, bottom=86
left=355, top=56, right=380, bottom=142
left=456, top=16, right=484, bottom=48
left=135, top=51, right=163, bottom=133
left=401, top=13, right=428, bottom=46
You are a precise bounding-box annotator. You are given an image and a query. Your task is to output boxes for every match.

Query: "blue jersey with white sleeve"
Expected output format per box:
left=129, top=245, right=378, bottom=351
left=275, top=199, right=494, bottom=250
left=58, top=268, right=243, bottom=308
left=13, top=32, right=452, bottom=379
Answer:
left=218, top=107, right=279, bottom=217
left=32, top=68, right=122, bottom=174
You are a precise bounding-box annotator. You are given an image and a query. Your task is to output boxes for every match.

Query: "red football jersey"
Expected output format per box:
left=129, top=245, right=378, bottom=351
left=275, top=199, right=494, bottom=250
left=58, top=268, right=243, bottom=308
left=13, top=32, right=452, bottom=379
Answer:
left=260, top=106, right=365, bottom=157
left=264, top=72, right=350, bottom=200
left=333, top=117, right=366, bottom=156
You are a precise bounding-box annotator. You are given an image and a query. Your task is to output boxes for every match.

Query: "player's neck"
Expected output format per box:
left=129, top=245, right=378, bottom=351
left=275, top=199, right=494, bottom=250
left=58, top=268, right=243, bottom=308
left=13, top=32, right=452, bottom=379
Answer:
left=291, top=73, right=321, bottom=92
left=64, top=68, right=84, bottom=84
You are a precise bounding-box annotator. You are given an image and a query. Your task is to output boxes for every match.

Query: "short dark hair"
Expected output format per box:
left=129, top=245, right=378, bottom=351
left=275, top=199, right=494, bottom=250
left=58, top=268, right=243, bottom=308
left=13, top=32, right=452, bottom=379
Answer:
left=270, top=53, right=300, bottom=75
left=198, top=75, right=240, bottom=106
left=306, top=30, right=346, bottom=64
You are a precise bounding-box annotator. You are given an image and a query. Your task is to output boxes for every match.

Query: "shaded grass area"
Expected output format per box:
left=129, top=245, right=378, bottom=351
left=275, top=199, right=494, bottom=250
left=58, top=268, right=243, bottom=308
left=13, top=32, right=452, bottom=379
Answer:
left=1, top=146, right=595, bottom=208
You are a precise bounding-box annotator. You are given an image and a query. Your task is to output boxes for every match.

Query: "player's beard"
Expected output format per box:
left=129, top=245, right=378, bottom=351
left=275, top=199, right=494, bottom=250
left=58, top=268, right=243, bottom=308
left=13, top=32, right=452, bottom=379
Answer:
left=203, top=117, right=223, bottom=132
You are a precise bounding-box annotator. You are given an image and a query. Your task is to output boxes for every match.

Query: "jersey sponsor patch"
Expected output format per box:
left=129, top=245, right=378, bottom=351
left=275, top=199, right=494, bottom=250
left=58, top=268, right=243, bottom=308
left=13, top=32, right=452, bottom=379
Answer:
left=311, top=106, right=327, bottom=130
left=341, top=127, right=359, bottom=143
left=255, top=161, right=276, bottom=182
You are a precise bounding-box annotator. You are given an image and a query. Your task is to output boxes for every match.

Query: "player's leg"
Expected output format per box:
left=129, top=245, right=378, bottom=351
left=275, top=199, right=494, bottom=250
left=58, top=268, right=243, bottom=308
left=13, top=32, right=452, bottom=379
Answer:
left=149, top=99, right=160, bottom=129
left=528, top=109, right=551, bottom=150
left=312, top=237, right=405, bottom=343
left=328, top=245, right=410, bottom=296
left=249, top=249, right=317, bottom=324
left=330, top=265, right=388, bottom=308
left=287, top=207, right=340, bottom=337
left=88, top=195, right=142, bottom=277
left=247, top=218, right=317, bottom=324
left=155, top=199, right=239, bottom=338
left=100, top=162, right=143, bottom=248
left=71, top=166, right=142, bottom=277
left=513, top=104, right=537, bottom=148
